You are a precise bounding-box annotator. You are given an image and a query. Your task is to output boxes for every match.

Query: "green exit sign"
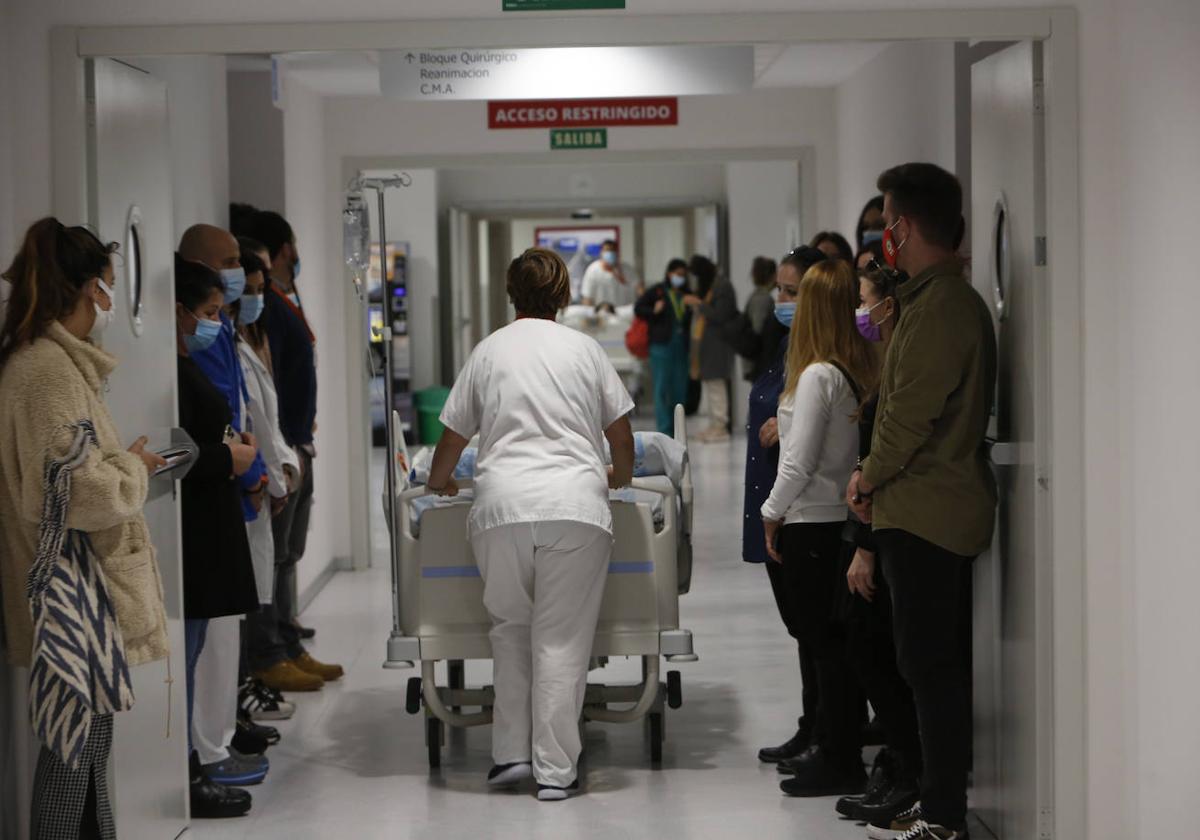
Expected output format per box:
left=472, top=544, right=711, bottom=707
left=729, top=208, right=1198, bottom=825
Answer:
left=551, top=128, right=608, bottom=149
left=504, top=0, right=625, bottom=10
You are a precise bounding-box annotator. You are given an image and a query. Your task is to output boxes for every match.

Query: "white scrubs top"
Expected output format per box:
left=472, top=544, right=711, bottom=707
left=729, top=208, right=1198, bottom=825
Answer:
left=580, top=259, right=638, bottom=307
left=440, top=318, right=634, bottom=538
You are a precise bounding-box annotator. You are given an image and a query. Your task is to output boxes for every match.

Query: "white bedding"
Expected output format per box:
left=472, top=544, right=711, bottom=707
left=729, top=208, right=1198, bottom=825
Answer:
left=408, top=486, right=668, bottom=537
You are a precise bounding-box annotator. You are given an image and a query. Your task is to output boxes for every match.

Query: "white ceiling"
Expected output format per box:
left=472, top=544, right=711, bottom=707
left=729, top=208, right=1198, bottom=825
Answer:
left=265, top=42, right=895, bottom=98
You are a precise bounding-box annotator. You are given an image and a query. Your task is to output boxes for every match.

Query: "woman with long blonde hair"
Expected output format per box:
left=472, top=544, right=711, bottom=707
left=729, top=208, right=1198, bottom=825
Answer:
left=760, top=258, right=879, bottom=797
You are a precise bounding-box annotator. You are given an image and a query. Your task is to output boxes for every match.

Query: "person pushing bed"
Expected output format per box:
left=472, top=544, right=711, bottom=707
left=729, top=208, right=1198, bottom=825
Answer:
left=426, top=247, right=636, bottom=801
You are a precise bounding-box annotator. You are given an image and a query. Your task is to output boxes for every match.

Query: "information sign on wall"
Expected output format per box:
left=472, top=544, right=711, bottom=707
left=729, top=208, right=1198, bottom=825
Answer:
left=490, top=97, right=677, bottom=129
left=550, top=128, right=608, bottom=149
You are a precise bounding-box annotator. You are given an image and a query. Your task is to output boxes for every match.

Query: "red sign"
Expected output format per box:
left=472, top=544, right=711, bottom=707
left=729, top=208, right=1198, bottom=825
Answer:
left=488, top=97, right=678, bottom=129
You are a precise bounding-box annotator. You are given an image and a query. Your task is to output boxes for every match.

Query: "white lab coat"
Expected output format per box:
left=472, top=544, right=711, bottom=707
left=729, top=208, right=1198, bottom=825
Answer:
left=239, top=338, right=300, bottom=604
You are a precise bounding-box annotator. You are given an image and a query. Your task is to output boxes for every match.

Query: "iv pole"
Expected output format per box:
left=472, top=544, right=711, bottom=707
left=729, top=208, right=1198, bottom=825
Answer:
left=347, top=172, right=412, bottom=667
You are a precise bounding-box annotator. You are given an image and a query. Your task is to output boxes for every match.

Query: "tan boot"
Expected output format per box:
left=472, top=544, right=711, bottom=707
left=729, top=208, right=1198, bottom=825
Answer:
left=292, top=652, right=345, bottom=682
left=255, top=660, right=323, bottom=693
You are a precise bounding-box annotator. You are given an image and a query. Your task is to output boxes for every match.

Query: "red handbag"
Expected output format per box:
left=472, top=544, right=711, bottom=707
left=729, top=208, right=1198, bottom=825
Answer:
left=625, top=316, right=651, bottom=360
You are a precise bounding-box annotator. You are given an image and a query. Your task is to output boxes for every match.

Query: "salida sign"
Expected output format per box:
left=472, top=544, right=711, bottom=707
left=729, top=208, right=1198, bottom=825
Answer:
left=489, top=97, right=679, bottom=129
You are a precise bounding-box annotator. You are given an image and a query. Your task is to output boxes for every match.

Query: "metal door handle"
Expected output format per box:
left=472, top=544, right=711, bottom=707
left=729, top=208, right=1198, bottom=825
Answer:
left=988, top=441, right=1019, bottom=466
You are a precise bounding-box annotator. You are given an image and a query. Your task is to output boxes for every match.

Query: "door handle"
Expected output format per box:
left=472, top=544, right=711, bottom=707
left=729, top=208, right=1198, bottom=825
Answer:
left=987, top=440, right=1019, bottom=466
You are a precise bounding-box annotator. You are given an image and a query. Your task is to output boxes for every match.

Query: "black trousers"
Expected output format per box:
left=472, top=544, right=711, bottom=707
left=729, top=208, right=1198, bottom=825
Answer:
left=845, top=551, right=923, bottom=777
left=765, top=559, right=819, bottom=727
left=772, top=522, right=862, bottom=762
left=877, top=528, right=974, bottom=830
left=246, top=449, right=313, bottom=671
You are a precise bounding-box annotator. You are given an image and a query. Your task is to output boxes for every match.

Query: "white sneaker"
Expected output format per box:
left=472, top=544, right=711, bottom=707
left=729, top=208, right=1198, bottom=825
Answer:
left=868, top=802, right=923, bottom=840
left=536, top=780, right=579, bottom=801
left=487, top=763, right=532, bottom=788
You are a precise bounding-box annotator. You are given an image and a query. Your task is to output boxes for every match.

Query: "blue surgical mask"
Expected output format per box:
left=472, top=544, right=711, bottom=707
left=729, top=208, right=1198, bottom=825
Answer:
left=862, top=229, right=884, bottom=245
left=292, top=257, right=302, bottom=280
left=602, top=251, right=617, bottom=267
left=774, top=301, right=796, bottom=328
left=238, top=293, right=265, bottom=325
left=220, top=267, right=246, bottom=304
left=669, top=273, right=688, bottom=289
left=184, top=314, right=222, bottom=353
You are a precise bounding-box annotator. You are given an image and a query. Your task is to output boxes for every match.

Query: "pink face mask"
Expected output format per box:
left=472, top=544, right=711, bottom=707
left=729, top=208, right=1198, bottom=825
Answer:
left=855, top=301, right=889, bottom=342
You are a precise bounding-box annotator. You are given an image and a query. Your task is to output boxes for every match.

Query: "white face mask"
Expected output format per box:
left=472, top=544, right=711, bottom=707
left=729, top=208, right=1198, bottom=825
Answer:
left=90, top=279, right=116, bottom=337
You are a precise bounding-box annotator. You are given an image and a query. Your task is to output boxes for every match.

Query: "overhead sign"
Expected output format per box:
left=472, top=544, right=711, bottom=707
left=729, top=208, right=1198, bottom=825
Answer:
left=550, top=128, right=608, bottom=149
left=380, top=45, right=753, bottom=102
left=490, top=98, right=676, bottom=129
left=504, top=0, right=625, bottom=9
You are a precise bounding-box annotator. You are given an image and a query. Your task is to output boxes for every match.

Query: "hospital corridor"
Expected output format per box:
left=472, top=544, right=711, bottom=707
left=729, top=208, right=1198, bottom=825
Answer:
left=186, top=440, right=872, bottom=840
left=1, top=3, right=1199, bottom=840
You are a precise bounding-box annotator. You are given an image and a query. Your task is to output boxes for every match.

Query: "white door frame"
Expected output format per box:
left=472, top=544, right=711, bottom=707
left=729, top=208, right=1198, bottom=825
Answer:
left=49, top=10, right=1085, bottom=839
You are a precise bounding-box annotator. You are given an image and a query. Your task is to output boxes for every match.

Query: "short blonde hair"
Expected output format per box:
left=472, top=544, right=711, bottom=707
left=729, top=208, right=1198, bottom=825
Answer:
left=507, top=248, right=571, bottom=317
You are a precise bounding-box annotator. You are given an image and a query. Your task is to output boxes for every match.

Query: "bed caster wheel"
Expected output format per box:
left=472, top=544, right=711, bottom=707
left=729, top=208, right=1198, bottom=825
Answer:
left=427, top=717, right=443, bottom=769
left=667, top=670, right=682, bottom=710
left=406, top=677, right=422, bottom=715
left=648, top=712, right=664, bottom=764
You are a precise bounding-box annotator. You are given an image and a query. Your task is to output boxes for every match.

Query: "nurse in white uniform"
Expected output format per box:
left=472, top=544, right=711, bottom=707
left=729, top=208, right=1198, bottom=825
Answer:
left=427, top=247, right=635, bottom=801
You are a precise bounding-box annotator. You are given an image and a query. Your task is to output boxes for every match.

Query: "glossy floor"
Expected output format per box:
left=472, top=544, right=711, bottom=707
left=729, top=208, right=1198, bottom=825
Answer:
left=190, top=437, right=871, bottom=840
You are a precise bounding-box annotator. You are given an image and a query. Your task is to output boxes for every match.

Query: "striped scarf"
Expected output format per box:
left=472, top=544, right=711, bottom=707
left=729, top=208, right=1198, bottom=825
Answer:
left=26, top=420, right=135, bottom=769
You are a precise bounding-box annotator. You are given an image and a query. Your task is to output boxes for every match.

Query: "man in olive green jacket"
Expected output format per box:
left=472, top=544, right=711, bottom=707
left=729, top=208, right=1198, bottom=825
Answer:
left=847, top=163, right=996, bottom=840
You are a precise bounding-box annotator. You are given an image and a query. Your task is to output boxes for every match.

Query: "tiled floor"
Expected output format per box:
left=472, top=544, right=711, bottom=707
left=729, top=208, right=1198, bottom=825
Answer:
left=190, top=436, right=871, bottom=840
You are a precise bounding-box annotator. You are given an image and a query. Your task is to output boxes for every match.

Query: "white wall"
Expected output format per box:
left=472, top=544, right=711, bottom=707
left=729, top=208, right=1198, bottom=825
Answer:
left=282, top=75, right=352, bottom=596
left=835, top=41, right=958, bottom=245
left=227, top=70, right=286, bottom=213
left=134, top=56, right=230, bottom=239
left=438, top=162, right=726, bottom=212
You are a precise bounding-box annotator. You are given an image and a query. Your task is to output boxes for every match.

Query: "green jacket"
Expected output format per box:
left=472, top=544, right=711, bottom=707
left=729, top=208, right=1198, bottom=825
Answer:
left=861, top=260, right=997, bottom=557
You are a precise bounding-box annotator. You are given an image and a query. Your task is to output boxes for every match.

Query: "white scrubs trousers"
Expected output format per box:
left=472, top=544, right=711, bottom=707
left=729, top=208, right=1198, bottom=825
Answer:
left=471, top=521, right=612, bottom=787
left=191, top=615, right=241, bottom=765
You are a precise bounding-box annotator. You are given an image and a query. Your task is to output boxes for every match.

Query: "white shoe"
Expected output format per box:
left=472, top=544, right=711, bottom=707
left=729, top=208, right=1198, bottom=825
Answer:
left=487, top=763, right=532, bottom=788
left=536, top=780, right=579, bottom=801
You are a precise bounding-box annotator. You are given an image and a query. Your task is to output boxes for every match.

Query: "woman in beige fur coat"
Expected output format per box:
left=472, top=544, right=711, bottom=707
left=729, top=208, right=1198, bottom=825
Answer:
left=0, top=218, right=167, bottom=840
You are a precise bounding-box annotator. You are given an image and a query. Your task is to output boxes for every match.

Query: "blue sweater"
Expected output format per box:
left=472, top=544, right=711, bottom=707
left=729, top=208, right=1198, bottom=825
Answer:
left=264, top=288, right=317, bottom=448
left=190, top=313, right=267, bottom=521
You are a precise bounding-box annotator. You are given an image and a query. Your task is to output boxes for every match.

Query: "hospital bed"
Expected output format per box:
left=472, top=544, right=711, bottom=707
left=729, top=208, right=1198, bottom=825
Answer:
left=560, top=304, right=642, bottom=401
left=382, top=406, right=697, bottom=768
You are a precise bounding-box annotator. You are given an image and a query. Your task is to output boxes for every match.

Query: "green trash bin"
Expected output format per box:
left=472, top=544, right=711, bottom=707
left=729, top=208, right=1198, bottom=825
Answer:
left=414, top=386, right=452, bottom=445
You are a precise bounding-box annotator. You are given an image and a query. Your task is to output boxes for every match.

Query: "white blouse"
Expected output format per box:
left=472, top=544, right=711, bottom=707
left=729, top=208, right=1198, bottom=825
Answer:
left=761, top=362, right=859, bottom=525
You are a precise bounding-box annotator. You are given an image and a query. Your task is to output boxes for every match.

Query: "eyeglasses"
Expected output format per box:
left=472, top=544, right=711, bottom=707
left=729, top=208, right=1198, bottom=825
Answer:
left=779, top=245, right=827, bottom=266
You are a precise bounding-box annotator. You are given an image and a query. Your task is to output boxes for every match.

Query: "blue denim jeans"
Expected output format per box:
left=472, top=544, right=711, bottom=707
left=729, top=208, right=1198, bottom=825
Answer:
left=184, top=618, right=210, bottom=750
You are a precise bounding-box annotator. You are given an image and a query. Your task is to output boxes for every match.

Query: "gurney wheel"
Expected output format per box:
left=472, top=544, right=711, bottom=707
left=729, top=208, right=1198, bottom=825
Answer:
left=406, top=677, right=422, bottom=715
left=648, top=712, right=664, bottom=764
left=427, top=717, right=443, bottom=769
left=667, top=670, right=682, bottom=710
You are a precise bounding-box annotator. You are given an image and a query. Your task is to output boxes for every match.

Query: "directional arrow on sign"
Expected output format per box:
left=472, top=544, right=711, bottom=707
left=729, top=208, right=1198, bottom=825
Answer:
left=405, top=53, right=415, bottom=64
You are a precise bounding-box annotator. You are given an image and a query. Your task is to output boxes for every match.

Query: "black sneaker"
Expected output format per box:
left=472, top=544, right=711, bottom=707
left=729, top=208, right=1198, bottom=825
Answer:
left=487, top=762, right=532, bottom=788
left=233, top=709, right=280, bottom=755
left=189, top=752, right=252, bottom=819
left=239, top=678, right=296, bottom=722
left=536, top=780, right=580, bottom=801
left=894, top=820, right=969, bottom=840
left=837, top=748, right=894, bottom=818
left=779, top=747, right=866, bottom=797
left=758, top=717, right=813, bottom=763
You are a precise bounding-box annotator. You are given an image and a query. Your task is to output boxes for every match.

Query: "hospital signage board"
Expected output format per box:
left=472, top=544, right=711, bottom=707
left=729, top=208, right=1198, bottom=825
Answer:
left=379, top=45, right=753, bottom=101
left=504, top=0, right=624, bottom=9
left=490, top=98, right=677, bottom=129
left=550, top=128, right=608, bottom=149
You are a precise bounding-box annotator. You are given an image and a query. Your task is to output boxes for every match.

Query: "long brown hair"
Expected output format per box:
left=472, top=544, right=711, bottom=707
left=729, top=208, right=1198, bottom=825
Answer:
left=782, top=260, right=878, bottom=402
left=0, top=218, right=118, bottom=369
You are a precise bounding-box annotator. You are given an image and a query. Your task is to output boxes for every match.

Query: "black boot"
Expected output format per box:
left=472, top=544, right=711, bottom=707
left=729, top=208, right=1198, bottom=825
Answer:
left=190, top=751, right=252, bottom=819
left=758, top=717, right=813, bottom=764
left=836, top=747, right=893, bottom=818
left=854, top=750, right=920, bottom=825
left=778, top=746, right=866, bottom=797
